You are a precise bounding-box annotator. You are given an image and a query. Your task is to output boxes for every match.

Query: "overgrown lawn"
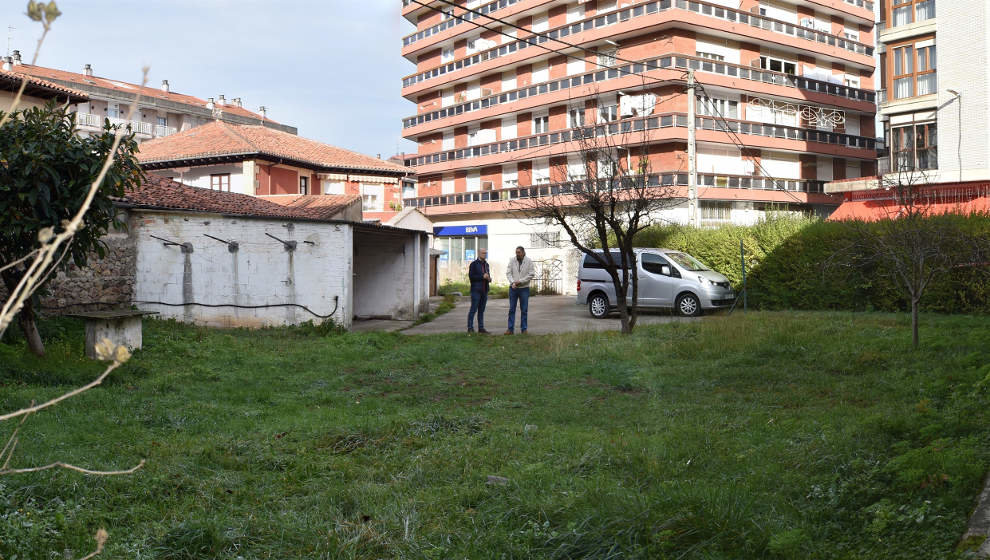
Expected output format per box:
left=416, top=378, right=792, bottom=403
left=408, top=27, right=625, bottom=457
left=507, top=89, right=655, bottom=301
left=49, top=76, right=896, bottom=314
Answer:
left=1, top=312, right=988, bottom=558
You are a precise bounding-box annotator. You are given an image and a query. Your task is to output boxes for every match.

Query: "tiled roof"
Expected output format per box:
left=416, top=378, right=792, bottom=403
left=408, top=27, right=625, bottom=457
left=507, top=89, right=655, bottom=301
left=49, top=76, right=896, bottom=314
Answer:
left=0, top=69, right=89, bottom=103
left=12, top=64, right=275, bottom=123
left=136, top=121, right=411, bottom=174
left=120, top=175, right=343, bottom=222
left=258, top=194, right=361, bottom=220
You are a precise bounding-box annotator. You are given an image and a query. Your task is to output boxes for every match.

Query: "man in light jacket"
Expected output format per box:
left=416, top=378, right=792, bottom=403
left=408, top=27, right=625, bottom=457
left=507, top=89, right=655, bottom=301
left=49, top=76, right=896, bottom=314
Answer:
left=505, top=246, right=534, bottom=334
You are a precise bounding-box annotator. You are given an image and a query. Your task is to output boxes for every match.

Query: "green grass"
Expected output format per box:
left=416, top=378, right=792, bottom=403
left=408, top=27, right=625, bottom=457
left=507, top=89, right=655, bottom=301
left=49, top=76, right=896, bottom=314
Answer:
left=411, top=294, right=457, bottom=326
left=1, top=312, right=989, bottom=559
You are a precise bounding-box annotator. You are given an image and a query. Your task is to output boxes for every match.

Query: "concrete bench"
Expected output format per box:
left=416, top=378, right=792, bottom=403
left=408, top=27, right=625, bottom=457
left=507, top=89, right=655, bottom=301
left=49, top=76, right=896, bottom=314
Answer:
left=68, top=310, right=158, bottom=360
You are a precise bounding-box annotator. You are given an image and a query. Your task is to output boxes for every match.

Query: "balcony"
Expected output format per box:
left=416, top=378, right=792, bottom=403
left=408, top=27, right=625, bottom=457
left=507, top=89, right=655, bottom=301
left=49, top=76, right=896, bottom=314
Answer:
left=403, top=112, right=877, bottom=168
left=402, top=0, right=874, bottom=89
left=402, top=0, right=526, bottom=48
left=403, top=172, right=826, bottom=209
left=404, top=53, right=875, bottom=131
left=75, top=113, right=178, bottom=138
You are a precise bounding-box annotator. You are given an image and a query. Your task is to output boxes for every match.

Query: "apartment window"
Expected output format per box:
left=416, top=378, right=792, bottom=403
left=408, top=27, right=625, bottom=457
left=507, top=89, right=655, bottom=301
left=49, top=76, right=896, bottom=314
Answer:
left=696, top=51, right=725, bottom=62
left=891, top=122, right=937, bottom=171
left=533, top=114, right=549, bottom=134
left=891, top=41, right=936, bottom=99
left=599, top=103, right=618, bottom=123
left=696, top=96, right=738, bottom=119
left=891, top=0, right=935, bottom=27
left=442, top=47, right=454, bottom=63
left=300, top=176, right=309, bottom=195
left=760, top=56, right=796, bottom=75
left=597, top=49, right=617, bottom=68
left=106, top=102, right=120, bottom=119
left=568, top=107, right=585, bottom=128
left=210, top=173, right=231, bottom=192
left=362, top=184, right=384, bottom=211
left=156, top=116, right=167, bottom=127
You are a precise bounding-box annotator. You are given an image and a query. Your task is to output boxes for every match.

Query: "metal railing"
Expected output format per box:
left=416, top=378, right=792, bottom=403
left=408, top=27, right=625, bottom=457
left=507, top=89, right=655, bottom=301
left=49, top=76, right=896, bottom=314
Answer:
left=404, top=112, right=877, bottom=168
left=402, top=0, right=526, bottom=47
left=402, top=0, right=874, bottom=88
left=75, top=113, right=178, bottom=137
left=404, top=53, right=875, bottom=130
left=402, top=172, right=826, bottom=209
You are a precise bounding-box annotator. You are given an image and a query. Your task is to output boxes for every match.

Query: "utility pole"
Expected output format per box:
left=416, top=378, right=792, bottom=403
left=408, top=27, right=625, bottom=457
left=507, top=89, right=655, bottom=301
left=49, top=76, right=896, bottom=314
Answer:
left=686, top=69, right=699, bottom=228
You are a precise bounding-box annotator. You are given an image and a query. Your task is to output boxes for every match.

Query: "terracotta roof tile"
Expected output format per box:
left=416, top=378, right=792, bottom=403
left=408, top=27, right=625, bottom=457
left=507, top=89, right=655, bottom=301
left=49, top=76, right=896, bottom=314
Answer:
left=258, top=194, right=361, bottom=220
left=12, top=64, right=275, bottom=123
left=120, top=175, right=344, bottom=222
left=136, top=121, right=411, bottom=174
left=0, top=69, right=89, bottom=103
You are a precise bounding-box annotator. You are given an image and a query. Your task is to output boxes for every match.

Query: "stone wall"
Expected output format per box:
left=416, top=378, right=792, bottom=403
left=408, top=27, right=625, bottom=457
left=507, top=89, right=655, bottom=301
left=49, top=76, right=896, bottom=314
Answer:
left=0, top=213, right=137, bottom=315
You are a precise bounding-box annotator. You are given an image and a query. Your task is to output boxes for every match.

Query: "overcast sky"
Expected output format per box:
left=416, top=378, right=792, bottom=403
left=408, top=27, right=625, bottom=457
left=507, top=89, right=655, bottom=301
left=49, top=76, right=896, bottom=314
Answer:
left=1, top=0, right=417, bottom=157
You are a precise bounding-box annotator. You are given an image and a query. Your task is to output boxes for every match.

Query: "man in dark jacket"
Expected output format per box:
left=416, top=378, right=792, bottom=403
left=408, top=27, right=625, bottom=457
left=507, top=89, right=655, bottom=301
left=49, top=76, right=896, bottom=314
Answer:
left=467, top=248, right=491, bottom=333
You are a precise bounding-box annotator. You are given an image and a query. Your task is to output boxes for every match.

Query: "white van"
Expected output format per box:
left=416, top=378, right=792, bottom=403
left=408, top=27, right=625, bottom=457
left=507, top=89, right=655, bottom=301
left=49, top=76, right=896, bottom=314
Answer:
left=575, top=248, right=735, bottom=317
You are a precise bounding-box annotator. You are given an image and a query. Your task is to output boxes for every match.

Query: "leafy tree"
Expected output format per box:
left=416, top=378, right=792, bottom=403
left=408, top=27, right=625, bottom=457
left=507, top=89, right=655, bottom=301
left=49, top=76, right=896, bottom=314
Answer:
left=0, top=102, right=143, bottom=356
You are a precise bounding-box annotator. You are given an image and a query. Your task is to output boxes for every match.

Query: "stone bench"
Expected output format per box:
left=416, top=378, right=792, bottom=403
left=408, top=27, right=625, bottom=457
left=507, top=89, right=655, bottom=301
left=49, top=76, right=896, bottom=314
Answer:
left=68, top=310, right=158, bottom=360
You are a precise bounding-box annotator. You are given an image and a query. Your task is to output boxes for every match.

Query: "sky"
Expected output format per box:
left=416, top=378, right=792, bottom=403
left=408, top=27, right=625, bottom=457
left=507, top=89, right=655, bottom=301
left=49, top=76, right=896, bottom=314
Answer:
left=1, top=0, right=418, bottom=158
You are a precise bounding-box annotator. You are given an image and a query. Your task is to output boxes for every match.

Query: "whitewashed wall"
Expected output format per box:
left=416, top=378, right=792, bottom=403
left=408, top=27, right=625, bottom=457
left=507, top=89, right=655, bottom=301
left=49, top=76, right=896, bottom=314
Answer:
left=132, top=211, right=353, bottom=328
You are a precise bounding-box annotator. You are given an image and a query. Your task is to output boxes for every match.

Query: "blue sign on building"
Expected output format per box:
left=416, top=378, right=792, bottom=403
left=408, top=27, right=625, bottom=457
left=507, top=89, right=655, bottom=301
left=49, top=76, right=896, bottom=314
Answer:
left=433, top=224, right=488, bottom=237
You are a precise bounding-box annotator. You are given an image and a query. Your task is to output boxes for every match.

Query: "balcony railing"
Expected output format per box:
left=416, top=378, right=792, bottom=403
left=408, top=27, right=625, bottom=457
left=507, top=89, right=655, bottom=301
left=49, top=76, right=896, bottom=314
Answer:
left=404, top=53, right=875, bottom=130
left=402, top=172, right=826, bottom=209
left=402, top=0, right=874, bottom=88
left=402, top=0, right=525, bottom=47
left=75, top=113, right=177, bottom=137
left=404, top=112, right=877, bottom=168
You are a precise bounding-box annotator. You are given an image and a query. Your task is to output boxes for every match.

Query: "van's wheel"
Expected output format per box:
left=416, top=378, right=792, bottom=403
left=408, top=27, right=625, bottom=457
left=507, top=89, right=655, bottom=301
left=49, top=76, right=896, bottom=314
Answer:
left=676, top=293, right=702, bottom=317
left=588, top=293, right=609, bottom=319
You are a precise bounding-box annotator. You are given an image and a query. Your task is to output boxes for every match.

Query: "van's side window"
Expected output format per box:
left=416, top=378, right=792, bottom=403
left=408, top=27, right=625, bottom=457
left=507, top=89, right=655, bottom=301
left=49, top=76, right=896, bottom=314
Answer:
left=641, top=253, right=670, bottom=275
left=583, top=251, right=628, bottom=269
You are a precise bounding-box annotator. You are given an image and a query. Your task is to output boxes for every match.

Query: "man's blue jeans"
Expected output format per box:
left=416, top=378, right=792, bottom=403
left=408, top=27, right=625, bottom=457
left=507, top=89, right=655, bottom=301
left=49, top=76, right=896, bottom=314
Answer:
left=507, top=286, right=530, bottom=332
left=468, top=287, right=487, bottom=330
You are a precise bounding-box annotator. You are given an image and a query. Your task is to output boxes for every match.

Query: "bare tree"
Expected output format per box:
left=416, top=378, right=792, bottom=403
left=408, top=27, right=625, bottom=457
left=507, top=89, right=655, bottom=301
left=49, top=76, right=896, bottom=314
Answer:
left=839, top=168, right=990, bottom=348
left=514, top=92, right=680, bottom=333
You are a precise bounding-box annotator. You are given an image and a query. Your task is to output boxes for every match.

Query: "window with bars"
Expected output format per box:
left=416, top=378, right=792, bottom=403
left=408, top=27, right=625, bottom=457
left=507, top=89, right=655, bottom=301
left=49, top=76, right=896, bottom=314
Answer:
left=701, top=202, right=732, bottom=223
left=210, top=173, right=230, bottom=192
left=529, top=231, right=561, bottom=249
left=891, top=122, right=937, bottom=171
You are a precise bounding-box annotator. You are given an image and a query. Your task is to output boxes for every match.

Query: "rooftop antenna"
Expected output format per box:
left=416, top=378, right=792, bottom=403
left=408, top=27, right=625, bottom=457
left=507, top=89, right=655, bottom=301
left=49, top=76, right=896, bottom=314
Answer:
left=6, top=26, right=14, bottom=58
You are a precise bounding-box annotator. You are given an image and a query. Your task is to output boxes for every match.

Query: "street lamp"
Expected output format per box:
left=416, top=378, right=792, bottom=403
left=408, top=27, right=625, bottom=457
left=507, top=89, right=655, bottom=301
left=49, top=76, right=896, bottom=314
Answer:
left=946, top=89, right=962, bottom=181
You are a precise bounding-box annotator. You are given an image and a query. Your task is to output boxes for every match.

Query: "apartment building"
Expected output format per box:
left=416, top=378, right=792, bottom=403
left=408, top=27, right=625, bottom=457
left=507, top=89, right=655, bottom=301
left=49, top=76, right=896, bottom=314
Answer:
left=1, top=49, right=295, bottom=141
left=826, top=0, right=990, bottom=218
left=399, top=0, right=878, bottom=288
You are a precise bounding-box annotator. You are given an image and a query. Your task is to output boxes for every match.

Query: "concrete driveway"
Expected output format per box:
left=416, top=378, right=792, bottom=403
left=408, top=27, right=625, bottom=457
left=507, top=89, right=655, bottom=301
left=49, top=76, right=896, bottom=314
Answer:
left=401, top=295, right=699, bottom=335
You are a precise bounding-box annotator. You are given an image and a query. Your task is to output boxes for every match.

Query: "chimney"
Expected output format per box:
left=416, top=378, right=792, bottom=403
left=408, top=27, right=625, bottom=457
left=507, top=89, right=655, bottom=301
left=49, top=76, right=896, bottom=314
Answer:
left=161, top=79, right=169, bottom=93
left=1, top=57, right=11, bottom=72
left=11, top=50, right=21, bottom=65
left=206, top=97, right=215, bottom=110
left=84, top=63, right=93, bottom=77
left=218, top=94, right=226, bottom=106
left=259, top=105, right=267, bottom=119
left=232, top=97, right=242, bottom=107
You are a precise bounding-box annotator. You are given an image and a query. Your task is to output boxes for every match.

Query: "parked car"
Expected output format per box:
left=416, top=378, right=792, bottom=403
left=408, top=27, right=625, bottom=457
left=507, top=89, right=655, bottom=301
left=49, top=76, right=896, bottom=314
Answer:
left=575, top=248, right=735, bottom=317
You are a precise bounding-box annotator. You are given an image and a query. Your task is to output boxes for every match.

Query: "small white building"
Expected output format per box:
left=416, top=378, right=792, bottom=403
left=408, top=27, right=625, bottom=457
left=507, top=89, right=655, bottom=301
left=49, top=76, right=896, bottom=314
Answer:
left=115, top=176, right=430, bottom=328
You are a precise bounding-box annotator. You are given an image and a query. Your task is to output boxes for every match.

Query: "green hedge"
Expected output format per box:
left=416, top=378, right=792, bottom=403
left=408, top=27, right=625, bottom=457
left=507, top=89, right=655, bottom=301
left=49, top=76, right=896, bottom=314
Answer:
left=634, top=214, right=990, bottom=313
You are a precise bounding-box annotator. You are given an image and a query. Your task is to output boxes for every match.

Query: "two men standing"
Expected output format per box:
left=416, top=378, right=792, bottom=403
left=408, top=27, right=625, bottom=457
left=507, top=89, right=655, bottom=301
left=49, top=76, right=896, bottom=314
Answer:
left=466, top=246, right=534, bottom=335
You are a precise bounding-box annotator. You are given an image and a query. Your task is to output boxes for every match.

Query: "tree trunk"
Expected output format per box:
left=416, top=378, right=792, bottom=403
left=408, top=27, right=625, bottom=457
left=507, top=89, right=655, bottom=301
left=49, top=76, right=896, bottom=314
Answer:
left=616, top=293, right=632, bottom=334
left=19, top=298, right=45, bottom=357
left=911, top=298, right=919, bottom=349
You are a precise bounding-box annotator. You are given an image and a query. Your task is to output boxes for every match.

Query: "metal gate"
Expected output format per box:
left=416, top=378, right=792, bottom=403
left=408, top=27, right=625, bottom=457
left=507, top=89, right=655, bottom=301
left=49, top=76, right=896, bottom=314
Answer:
left=531, top=258, right=563, bottom=295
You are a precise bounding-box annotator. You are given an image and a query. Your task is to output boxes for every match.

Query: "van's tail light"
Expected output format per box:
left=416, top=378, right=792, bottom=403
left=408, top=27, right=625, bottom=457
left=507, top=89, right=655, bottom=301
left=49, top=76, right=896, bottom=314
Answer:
left=577, top=279, right=582, bottom=292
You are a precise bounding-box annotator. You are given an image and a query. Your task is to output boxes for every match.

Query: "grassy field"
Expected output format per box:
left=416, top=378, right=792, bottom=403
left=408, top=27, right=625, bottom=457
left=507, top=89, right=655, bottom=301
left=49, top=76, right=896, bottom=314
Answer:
left=0, top=312, right=989, bottom=559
